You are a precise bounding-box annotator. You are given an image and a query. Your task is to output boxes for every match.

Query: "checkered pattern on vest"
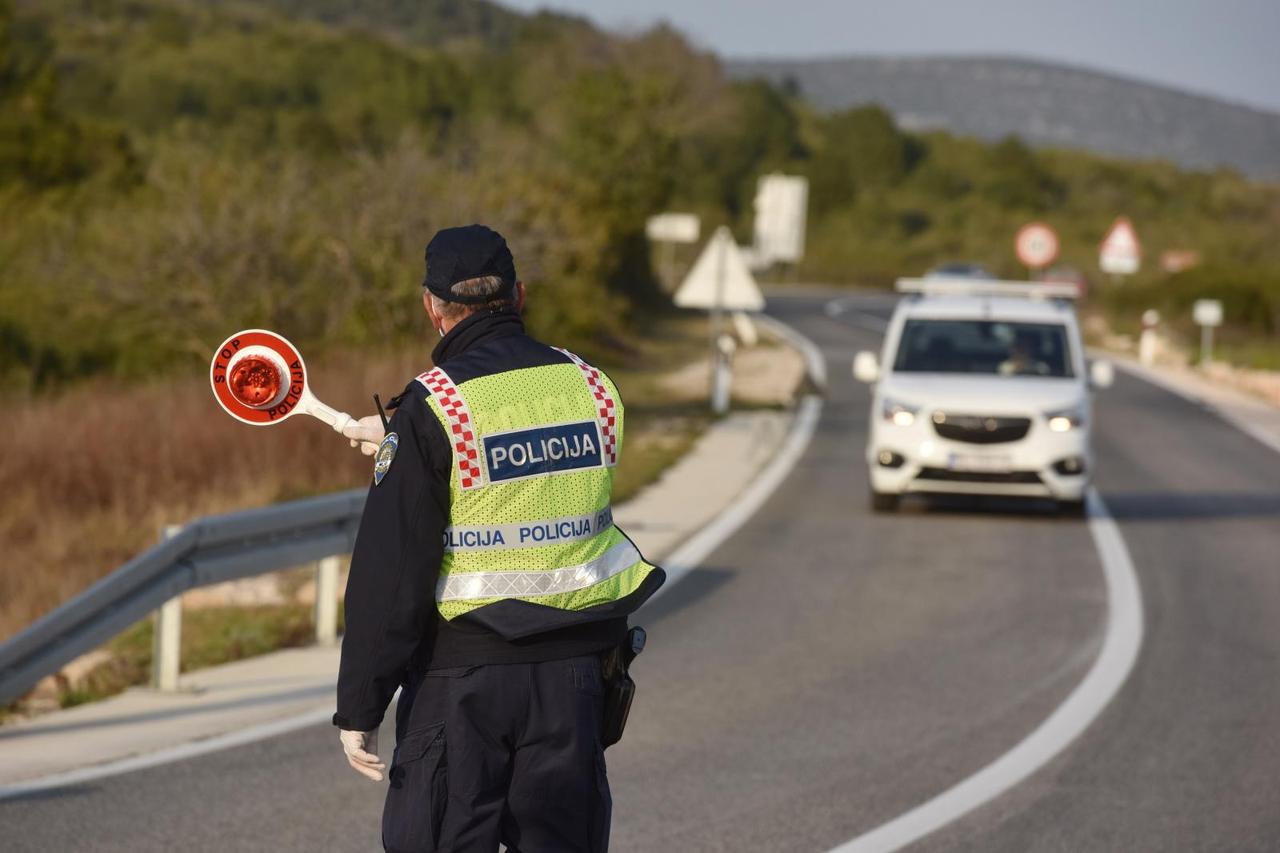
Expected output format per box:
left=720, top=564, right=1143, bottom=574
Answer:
left=552, top=348, right=619, bottom=466
left=417, top=368, right=484, bottom=489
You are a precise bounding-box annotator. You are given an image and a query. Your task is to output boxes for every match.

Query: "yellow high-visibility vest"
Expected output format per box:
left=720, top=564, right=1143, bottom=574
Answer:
left=417, top=348, right=657, bottom=621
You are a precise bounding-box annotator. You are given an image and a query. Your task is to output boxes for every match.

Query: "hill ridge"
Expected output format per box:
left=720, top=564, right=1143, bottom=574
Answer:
left=726, top=54, right=1280, bottom=180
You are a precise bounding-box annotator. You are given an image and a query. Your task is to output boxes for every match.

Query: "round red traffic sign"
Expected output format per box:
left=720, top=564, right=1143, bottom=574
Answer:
left=209, top=329, right=309, bottom=426
left=1015, top=222, right=1060, bottom=270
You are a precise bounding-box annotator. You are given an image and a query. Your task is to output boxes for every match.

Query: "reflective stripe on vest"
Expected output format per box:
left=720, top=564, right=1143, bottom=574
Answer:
left=437, top=539, right=641, bottom=602
left=444, top=506, right=614, bottom=553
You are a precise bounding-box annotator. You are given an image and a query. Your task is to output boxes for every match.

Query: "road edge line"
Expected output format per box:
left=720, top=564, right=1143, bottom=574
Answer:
left=828, top=487, right=1144, bottom=852
left=650, top=395, right=822, bottom=596
left=1108, top=358, right=1280, bottom=457
left=652, top=313, right=826, bottom=595
left=0, top=706, right=334, bottom=801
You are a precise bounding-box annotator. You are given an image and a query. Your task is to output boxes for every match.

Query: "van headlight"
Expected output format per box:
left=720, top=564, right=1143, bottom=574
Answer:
left=882, top=397, right=921, bottom=427
left=1045, top=405, right=1086, bottom=432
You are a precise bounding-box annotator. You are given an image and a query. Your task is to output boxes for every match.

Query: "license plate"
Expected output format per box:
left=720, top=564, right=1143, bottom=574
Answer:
left=947, top=453, right=1012, bottom=473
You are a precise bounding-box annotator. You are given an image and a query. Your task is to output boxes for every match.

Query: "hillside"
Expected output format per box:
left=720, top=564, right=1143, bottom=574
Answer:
left=727, top=55, right=1280, bottom=180
left=3, top=0, right=1278, bottom=396
left=202, top=0, right=587, bottom=50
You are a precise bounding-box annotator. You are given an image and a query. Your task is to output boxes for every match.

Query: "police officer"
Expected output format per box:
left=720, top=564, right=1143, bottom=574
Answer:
left=333, top=224, right=665, bottom=853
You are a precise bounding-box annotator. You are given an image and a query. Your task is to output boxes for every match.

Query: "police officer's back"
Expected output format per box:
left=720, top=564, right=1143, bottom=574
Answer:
left=334, top=225, right=665, bottom=853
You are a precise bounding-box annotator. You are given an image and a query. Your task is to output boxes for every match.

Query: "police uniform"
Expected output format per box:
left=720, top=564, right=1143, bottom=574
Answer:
left=334, top=226, right=665, bottom=853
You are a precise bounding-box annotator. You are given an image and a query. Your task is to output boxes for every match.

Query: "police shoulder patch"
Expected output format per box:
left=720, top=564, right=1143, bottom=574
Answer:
left=373, top=432, right=399, bottom=485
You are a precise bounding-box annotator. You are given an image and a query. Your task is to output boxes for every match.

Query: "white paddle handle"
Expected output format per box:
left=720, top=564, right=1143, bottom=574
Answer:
left=298, top=393, right=354, bottom=436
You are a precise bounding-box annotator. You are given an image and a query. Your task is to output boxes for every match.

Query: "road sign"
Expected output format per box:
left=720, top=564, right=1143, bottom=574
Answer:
left=1193, top=299, right=1222, bottom=327
left=674, top=226, right=765, bottom=312
left=1160, top=249, right=1200, bottom=273
left=1015, top=222, right=1059, bottom=270
left=751, top=174, right=808, bottom=268
left=646, top=212, right=700, bottom=244
left=1100, top=217, right=1141, bottom=276
left=1193, top=299, right=1223, bottom=364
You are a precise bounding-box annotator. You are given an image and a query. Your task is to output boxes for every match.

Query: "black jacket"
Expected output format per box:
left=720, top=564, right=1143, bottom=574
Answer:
left=333, top=310, right=664, bottom=731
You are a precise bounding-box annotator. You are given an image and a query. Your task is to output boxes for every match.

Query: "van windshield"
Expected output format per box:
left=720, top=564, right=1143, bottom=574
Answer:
left=893, top=319, right=1074, bottom=377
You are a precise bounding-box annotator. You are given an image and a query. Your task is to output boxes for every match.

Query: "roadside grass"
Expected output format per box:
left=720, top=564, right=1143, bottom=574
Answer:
left=57, top=602, right=345, bottom=709
left=2, top=313, right=719, bottom=713
left=1086, top=302, right=1280, bottom=371
left=0, top=344, right=422, bottom=642
left=1209, top=340, right=1280, bottom=371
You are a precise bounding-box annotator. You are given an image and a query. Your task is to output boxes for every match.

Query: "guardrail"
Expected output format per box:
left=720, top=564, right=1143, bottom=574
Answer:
left=0, top=489, right=367, bottom=707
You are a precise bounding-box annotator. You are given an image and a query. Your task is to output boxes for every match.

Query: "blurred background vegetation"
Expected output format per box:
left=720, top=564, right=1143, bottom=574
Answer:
left=3, top=0, right=1278, bottom=395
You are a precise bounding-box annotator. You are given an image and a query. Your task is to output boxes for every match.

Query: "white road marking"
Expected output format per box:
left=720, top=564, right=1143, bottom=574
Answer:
left=0, top=707, right=335, bottom=801
left=829, top=489, right=1144, bottom=852
left=653, top=396, right=822, bottom=594
left=821, top=292, right=1147, bottom=850
left=823, top=295, right=890, bottom=332
left=654, top=313, right=827, bottom=593
left=1108, top=358, right=1280, bottom=457
left=0, top=317, right=828, bottom=796
left=757, top=312, right=828, bottom=391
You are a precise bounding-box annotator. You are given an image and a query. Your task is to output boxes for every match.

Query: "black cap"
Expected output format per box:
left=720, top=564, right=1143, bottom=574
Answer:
left=422, top=225, right=517, bottom=304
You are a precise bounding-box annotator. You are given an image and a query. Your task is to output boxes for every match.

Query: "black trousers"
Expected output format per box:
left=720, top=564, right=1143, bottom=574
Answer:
left=382, top=656, right=611, bottom=853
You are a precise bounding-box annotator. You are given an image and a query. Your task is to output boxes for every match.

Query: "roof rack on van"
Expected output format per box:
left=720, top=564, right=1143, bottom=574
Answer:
left=895, top=278, right=1081, bottom=300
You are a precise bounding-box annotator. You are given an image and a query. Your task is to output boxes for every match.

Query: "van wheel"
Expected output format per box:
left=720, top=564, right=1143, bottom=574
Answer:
left=870, top=490, right=901, bottom=513
left=1057, top=498, right=1087, bottom=517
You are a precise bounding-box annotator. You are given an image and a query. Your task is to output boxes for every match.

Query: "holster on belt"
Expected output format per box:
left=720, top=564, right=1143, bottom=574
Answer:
left=600, top=626, right=646, bottom=748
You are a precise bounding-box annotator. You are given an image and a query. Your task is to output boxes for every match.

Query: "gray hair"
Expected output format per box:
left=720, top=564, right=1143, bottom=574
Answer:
left=428, top=275, right=515, bottom=322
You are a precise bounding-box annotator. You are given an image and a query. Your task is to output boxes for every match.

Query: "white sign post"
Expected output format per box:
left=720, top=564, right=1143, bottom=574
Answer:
left=674, top=226, right=765, bottom=414
left=1015, top=222, right=1059, bottom=278
left=646, top=212, right=701, bottom=288
left=750, top=174, right=808, bottom=271
left=1139, top=309, right=1160, bottom=366
left=1100, top=217, right=1141, bottom=279
left=1193, top=299, right=1223, bottom=365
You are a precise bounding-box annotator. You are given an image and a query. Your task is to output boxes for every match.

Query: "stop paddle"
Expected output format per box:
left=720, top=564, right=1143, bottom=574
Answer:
left=209, top=329, right=356, bottom=436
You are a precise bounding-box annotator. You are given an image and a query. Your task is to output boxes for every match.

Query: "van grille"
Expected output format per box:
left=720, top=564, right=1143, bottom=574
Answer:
left=916, top=468, right=1043, bottom=484
left=931, top=412, right=1031, bottom=444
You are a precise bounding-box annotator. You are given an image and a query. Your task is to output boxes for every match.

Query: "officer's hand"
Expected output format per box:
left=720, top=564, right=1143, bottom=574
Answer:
left=339, top=728, right=386, bottom=781
left=342, top=415, right=385, bottom=457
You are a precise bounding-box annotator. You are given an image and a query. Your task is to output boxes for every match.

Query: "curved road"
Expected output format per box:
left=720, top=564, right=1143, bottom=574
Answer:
left=3, top=291, right=1279, bottom=852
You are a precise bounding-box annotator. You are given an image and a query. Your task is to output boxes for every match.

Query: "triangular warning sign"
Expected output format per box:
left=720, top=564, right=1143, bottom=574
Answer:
left=1101, top=218, right=1139, bottom=253
left=673, top=226, right=766, bottom=312
left=1099, top=217, right=1141, bottom=275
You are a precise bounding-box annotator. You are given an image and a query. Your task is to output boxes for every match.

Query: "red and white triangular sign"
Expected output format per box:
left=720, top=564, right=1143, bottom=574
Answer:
left=1100, top=217, right=1141, bottom=275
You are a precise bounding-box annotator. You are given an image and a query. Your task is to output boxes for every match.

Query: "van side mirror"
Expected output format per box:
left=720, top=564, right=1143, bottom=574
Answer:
left=1089, top=359, right=1114, bottom=389
left=853, top=351, right=880, bottom=383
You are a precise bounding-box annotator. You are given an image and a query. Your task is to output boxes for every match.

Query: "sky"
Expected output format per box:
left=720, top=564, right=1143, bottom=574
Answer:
left=500, top=0, right=1280, bottom=114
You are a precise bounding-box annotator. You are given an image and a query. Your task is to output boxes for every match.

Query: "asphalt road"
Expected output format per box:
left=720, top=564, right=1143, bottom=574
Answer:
left=3, top=290, right=1279, bottom=852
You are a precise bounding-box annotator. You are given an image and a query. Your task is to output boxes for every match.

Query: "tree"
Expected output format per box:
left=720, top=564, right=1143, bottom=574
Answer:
left=806, top=105, right=916, bottom=212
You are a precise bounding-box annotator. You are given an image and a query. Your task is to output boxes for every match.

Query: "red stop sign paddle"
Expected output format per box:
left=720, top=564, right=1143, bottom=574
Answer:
left=209, top=329, right=355, bottom=435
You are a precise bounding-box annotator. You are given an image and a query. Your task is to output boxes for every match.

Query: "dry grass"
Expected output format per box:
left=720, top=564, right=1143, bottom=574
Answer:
left=2, top=343, right=429, bottom=640
left=0, top=318, right=713, bottom=642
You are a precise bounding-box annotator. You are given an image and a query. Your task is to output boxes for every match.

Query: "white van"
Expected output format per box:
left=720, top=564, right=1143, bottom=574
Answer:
left=852, top=278, right=1113, bottom=514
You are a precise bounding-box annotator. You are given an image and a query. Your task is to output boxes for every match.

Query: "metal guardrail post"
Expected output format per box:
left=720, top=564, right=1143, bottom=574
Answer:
left=314, top=556, right=340, bottom=646
left=151, top=525, right=183, bottom=692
